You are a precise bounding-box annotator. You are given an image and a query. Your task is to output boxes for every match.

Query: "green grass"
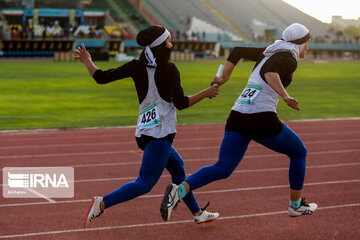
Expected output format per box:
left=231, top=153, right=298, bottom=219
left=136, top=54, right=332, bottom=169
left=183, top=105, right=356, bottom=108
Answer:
left=0, top=61, right=359, bottom=130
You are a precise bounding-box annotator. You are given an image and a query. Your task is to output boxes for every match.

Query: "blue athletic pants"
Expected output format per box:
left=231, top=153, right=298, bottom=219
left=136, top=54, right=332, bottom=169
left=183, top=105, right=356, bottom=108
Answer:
left=185, top=124, right=307, bottom=191
left=103, top=139, right=200, bottom=214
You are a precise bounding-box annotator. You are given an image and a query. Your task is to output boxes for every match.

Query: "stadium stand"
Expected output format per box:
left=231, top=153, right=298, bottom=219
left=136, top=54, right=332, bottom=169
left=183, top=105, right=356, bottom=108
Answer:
left=34, top=0, right=82, bottom=9
left=111, top=0, right=150, bottom=30
left=142, top=0, right=359, bottom=59
left=0, top=0, right=359, bottom=60
left=145, top=0, right=331, bottom=42
left=104, top=25, right=121, bottom=38
left=85, top=0, right=126, bottom=23
left=207, top=0, right=330, bottom=41
left=0, top=0, right=19, bottom=8
left=83, top=0, right=151, bottom=31
left=187, top=17, right=242, bottom=42
left=146, top=0, right=240, bottom=40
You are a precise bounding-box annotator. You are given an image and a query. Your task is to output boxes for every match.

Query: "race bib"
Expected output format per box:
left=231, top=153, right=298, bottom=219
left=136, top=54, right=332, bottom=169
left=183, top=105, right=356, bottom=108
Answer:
left=235, top=84, right=262, bottom=105
left=137, top=103, right=161, bottom=129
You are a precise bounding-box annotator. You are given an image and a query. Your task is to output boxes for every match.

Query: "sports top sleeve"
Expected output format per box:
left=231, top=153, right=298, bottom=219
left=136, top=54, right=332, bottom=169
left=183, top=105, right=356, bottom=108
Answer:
left=227, top=47, right=266, bottom=65
left=167, top=64, right=189, bottom=110
left=92, top=60, right=133, bottom=84
left=259, top=52, right=297, bottom=88
left=91, top=60, right=189, bottom=110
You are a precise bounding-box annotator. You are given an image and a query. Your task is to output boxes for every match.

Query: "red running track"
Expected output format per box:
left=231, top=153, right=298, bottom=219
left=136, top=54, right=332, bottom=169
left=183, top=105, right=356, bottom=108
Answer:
left=0, top=119, right=359, bottom=239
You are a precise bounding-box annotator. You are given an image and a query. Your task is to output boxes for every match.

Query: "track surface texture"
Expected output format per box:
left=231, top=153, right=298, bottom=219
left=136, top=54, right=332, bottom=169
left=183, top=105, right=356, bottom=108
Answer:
left=1, top=119, right=359, bottom=239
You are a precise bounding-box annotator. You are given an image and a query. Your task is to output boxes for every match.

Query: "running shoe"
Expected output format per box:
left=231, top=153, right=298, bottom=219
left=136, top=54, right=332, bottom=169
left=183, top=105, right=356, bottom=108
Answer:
left=83, top=196, right=104, bottom=227
left=194, top=210, right=219, bottom=224
left=288, top=198, right=317, bottom=217
left=160, top=183, right=180, bottom=221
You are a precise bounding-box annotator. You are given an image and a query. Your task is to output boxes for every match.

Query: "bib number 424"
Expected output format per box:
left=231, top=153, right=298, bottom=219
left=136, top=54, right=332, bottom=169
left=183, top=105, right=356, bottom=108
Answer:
left=241, top=88, right=257, bottom=98
left=236, top=84, right=263, bottom=105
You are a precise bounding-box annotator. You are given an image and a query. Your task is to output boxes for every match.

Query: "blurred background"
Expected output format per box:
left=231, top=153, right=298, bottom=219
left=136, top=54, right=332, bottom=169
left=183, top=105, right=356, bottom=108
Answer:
left=1, top=0, right=359, bottom=62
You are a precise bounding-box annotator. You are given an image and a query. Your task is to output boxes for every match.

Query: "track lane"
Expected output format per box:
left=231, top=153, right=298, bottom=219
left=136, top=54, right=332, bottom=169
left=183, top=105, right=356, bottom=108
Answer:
left=1, top=119, right=359, bottom=239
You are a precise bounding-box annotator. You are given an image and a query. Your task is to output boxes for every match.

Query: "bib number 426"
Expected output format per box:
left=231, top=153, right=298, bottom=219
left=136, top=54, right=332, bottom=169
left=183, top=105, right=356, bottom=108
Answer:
left=137, top=103, right=161, bottom=129
left=141, top=108, right=157, bottom=124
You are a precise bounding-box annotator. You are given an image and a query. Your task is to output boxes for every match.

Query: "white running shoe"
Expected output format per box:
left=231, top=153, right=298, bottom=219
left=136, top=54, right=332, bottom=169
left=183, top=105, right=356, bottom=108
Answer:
left=194, top=210, right=219, bottom=224
left=288, top=198, right=317, bottom=217
left=83, top=196, right=104, bottom=227
left=160, top=183, right=180, bottom=221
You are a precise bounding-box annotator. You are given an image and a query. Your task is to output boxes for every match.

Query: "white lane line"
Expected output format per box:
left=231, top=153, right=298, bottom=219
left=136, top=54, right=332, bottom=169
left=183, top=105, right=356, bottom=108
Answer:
left=192, top=179, right=360, bottom=195
left=68, top=162, right=360, bottom=184
left=287, top=117, right=360, bottom=122
left=1, top=128, right=360, bottom=146
left=1, top=147, right=359, bottom=160
left=0, top=202, right=359, bottom=239
left=1, top=138, right=359, bottom=150
left=24, top=188, right=56, bottom=203
left=1, top=117, right=359, bottom=134
left=0, top=137, right=220, bottom=150
left=1, top=178, right=359, bottom=208
left=2, top=162, right=360, bottom=187
left=0, top=199, right=90, bottom=208
left=0, top=150, right=141, bottom=159
left=68, top=157, right=360, bottom=169
left=1, top=117, right=359, bottom=143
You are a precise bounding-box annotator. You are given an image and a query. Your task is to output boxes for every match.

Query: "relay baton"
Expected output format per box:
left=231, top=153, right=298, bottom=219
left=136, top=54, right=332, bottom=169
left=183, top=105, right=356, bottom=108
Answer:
left=210, top=64, right=224, bottom=99
left=213, top=64, right=224, bottom=86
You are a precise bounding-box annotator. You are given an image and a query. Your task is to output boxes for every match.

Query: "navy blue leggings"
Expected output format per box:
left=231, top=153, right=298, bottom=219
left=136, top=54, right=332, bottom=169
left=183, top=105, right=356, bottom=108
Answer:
left=103, top=139, right=200, bottom=214
left=186, top=124, right=307, bottom=191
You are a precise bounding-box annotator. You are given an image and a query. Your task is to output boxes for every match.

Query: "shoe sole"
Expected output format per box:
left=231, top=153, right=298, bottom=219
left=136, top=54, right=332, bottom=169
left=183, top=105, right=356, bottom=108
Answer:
left=289, top=211, right=314, bottom=217
left=83, top=197, right=96, bottom=227
left=195, top=218, right=217, bottom=224
left=288, top=209, right=315, bottom=217
left=160, top=184, right=174, bottom=221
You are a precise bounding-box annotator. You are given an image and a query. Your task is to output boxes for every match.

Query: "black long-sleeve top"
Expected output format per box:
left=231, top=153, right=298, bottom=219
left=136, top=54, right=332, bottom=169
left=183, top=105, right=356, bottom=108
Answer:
left=227, top=47, right=297, bottom=88
left=93, top=59, right=189, bottom=110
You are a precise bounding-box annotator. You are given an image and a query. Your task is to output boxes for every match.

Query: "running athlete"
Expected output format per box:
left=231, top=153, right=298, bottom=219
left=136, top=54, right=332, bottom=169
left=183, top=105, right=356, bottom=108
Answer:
left=75, top=26, right=219, bottom=227
left=161, top=23, right=318, bottom=220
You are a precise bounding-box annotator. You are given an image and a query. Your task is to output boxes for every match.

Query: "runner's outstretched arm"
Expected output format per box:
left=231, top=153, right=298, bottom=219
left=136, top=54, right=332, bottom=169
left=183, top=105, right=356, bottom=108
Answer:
left=188, top=85, right=219, bottom=107
left=74, top=44, right=99, bottom=76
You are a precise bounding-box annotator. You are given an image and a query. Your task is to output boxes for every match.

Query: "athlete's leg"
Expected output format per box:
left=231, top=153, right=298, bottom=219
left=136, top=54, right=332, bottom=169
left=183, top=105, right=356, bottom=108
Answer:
left=184, top=130, right=251, bottom=192
left=161, top=132, right=247, bottom=221
left=254, top=124, right=317, bottom=216
left=165, top=146, right=200, bottom=215
left=255, top=124, right=306, bottom=193
left=103, top=139, right=172, bottom=208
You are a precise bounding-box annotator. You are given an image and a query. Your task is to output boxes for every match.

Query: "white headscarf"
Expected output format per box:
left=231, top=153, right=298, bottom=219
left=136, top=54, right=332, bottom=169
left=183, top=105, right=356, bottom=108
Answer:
left=264, top=23, right=310, bottom=60
left=144, top=29, right=170, bottom=67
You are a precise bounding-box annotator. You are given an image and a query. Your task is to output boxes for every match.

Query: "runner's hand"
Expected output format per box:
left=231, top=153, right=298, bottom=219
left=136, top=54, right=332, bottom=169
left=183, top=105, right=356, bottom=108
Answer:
left=74, top=44, right=92, bottom=63
left=283, top=96, right=300, bottom=111
left=207, top=85, right=219, bottom=98
left=211, top=77, right=225, bottom=86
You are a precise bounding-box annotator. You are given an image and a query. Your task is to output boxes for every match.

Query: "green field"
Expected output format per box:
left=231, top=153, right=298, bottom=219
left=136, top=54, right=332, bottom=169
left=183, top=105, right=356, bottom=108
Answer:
left=0, top=60, right=359, bottom=130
